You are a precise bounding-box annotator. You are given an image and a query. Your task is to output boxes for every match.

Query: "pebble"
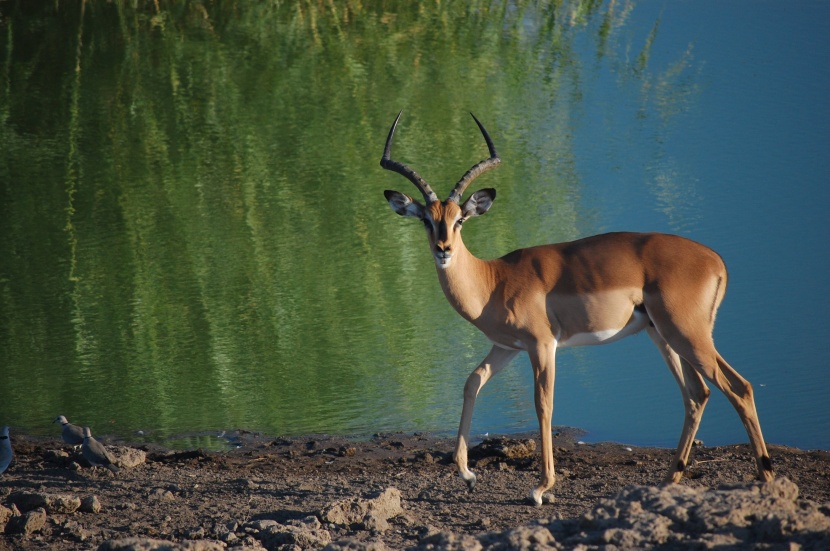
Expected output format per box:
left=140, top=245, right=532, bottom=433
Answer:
left=80, top=495, right=101, bottom=513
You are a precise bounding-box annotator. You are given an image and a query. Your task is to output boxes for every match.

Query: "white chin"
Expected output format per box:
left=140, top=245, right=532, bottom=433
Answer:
left=436, top=258, right=452, bottom=269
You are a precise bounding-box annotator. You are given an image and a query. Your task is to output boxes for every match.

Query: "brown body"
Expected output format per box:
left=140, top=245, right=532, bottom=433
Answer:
left=382, top=112, right=773, bottom=505
left=439, top=230, right=725, bottom=350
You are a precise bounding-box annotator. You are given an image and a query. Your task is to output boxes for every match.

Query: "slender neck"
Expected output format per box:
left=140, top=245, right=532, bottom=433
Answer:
left=435, top=236, right=495, bottom=321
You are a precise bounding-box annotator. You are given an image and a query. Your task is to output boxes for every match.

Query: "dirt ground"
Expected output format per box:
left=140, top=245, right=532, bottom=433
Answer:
left=1, top=429, right=828, bottom=550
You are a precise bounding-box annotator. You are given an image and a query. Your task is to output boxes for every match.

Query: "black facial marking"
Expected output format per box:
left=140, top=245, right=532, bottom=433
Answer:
left=437, top=221, right=449, bottom=243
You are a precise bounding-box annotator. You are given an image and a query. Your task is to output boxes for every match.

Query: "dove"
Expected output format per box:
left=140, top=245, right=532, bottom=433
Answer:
left=81, top=427, right=120, bottom=473
left=0, top=426, right=12, bottom=474
left=54, top=415, right=85, bottom=448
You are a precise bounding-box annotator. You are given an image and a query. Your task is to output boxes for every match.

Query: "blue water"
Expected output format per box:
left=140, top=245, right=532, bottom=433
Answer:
left=487, top=1, right=830, bottom=450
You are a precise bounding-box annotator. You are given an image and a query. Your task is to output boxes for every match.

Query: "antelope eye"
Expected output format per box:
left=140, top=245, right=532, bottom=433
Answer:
left=455, top=218, right=465, bottom=228
left=422, top=218, right=433, bottom=229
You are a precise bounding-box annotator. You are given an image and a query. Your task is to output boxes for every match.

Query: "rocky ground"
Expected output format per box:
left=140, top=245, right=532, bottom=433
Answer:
left=1, top=430, right=828, bottom=550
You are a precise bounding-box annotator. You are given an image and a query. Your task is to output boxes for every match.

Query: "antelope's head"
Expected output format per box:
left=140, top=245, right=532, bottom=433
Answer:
left=381, top=111, right=500, bottom=269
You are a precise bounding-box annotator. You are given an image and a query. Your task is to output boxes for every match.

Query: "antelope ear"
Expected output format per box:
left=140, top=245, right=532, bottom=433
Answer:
left=384, top=190, right=425, bottom=218
left=461, top=188, right=496, bottom=218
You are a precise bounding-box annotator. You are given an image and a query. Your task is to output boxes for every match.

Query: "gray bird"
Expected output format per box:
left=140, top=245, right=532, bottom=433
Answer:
left=0, top=426, right=12, bottom=474
left=81, top=427, right=120, bottom=473
left=54, top=415, right=85, bottom=448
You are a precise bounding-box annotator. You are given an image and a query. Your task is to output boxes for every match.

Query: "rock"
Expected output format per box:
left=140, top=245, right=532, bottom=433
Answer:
left=45, top=449, right=71, bottom=462
left=561, top=477, right=830, bottom=549
left=362, top=513, right=390, bottom=532
left=97, top=538, right=225, bottom=550
left=288, top=515, right=323, bottom=530
left=62, top=519, right=91, bottom=541
left=8, top=491, right=49, bottom=512
left=183, top=526, right=205, bottom=539
left=469, top=437, right=536, bottom=460
left=149, top=488, right=176, bottom=502
left=243, top=517, right=332, bottom=549
left=48, top=493, right=82, bottom=514
left=5, top=507, right=47, bottom=536
left=113, top=447, right=147, bottom=468
left=433, top=477, right=830, bottom=550
left=244, top=518, right=280, bottom=533
left=324, top=538, right=390, bottom=550
left=501, top=524, right=556, bottom=548
left=8, top=491, right=81, bottom=514
left=320, top=487, right=403, bottom=532
left=339, top=446, right=356, bottom=457
left=259, top=521, right=332, bottom=549
left=416, top=530, right=483, bottom=551
left=208, top=519, right=236, bottom=542
left=473, top=518, right=491, bottom=529
left=81, top=495, right=102, bottom=513
left=0, top=504, right=13, bottom=531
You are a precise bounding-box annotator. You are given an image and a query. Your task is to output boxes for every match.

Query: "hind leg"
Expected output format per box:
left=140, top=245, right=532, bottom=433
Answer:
left=646, top=327, right=710, bottom=483
left=648, top=316, right=774, bottom=481
left=645, top=278, right=774, bottom=483
left=682, top=348, right=773, bottom=481
left=711, top=353, right=774, bottom=480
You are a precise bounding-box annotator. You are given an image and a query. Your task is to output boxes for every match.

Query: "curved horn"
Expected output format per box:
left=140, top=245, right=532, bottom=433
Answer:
left=447, top=113, right=501, bottom=204
left=379, top=111, right=438, bottom=204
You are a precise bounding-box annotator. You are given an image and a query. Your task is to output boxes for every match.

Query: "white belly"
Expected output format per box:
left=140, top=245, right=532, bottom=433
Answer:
left=558, top=308, right=649, bottom=348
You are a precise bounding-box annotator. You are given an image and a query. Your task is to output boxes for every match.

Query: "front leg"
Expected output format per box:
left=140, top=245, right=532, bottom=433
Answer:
left=529, top=340, right=557, bottom=506
left=454, top=345, right=519, bottom=491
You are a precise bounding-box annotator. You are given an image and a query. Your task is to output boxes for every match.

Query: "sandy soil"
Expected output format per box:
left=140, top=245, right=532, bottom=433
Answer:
left=1, top=430, right=828, bottom=550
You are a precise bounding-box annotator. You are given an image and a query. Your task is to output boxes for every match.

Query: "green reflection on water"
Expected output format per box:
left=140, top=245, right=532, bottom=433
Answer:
left=0, top=1, right=696, bottom=443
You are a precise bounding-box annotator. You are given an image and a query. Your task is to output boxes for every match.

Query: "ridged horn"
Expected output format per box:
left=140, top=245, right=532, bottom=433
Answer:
left=379, top=111, right=439, bottom=204
left=447, top=113, right=500, bottom=204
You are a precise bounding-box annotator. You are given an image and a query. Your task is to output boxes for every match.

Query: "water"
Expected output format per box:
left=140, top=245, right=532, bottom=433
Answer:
left=1, top=1, right=828, bottom=451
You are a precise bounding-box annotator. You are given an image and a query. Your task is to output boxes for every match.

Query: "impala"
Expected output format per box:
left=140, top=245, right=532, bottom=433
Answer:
left=380, top=111, right=774, bottom=505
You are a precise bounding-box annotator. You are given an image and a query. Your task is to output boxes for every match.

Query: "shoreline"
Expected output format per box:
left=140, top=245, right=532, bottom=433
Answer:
left=11, top=420, right=824, bottom=456
left=1, top=431, right=828, bottom=549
